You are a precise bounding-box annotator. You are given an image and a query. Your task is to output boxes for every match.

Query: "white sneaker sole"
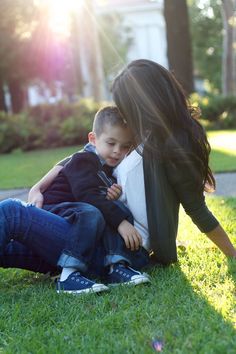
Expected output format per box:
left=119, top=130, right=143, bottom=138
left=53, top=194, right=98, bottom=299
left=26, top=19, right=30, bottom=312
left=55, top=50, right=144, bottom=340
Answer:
left=57, top=283, right=109, bottom=294
left=109, top=274, right=151, bottom=287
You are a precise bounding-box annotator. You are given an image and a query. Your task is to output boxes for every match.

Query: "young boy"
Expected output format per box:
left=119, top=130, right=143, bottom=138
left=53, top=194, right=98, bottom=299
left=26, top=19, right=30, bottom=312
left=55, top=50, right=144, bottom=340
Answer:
left=42, top=106, right=150, bottom=294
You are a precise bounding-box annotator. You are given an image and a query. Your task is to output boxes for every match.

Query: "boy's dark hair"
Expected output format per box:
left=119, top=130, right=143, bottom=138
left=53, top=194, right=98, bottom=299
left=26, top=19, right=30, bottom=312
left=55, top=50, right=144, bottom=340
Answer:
left=93, top=106, right=127, bottom=136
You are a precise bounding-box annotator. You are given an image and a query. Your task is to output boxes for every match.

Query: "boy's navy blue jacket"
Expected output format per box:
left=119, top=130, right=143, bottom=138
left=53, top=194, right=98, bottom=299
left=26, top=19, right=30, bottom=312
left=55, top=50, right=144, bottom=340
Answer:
left=43, top=149, right=130, bottom=229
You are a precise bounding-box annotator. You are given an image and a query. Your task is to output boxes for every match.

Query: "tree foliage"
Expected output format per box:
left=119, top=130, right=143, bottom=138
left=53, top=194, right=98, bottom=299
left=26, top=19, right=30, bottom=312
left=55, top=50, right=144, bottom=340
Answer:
left=0, top=0, right=71, bottom=112
left=0, top=0, right=37, bottom=111
left=0, top=1, right=132, bottom=112
left=188, top=0, right=223, bottom=92
left=98, top=12, right=132, bottom=81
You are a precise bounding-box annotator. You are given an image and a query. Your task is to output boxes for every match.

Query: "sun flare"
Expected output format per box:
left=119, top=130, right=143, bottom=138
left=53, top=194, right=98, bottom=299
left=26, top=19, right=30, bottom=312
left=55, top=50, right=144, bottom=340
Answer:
left=46, top=0, right=85, bottom=37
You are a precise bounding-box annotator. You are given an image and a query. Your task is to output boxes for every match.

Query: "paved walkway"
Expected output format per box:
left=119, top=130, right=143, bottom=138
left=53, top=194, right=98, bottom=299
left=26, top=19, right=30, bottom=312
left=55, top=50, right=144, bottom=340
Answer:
left=0, top=172, right=235, bottom=202
left=0, top=188, right=30, bottom=202
left=213, top=172, right=236, bottom=197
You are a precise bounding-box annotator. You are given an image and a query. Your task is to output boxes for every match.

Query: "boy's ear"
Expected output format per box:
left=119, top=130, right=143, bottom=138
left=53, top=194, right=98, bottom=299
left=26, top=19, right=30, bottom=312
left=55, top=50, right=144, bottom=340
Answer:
left=88, top=131, right=96, bottom=146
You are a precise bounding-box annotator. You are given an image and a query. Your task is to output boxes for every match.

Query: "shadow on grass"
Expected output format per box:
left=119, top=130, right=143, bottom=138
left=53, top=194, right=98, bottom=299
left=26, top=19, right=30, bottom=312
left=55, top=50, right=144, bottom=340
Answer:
left=147, top=263, right=236, bottom=352
left=0, top=262, right=235, bottom=353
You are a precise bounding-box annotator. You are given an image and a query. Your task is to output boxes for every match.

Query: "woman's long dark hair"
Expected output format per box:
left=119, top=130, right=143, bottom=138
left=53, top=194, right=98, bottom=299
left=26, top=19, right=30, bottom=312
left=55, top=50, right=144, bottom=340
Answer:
left=112, top=59, right=215, bottom=192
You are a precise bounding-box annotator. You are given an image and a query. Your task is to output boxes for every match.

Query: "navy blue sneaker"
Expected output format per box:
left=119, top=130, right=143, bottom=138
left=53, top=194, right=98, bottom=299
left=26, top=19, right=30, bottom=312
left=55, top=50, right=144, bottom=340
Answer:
left=106, top=264, right=150, bottom=286
left=56, top=272, right=109, bottom=294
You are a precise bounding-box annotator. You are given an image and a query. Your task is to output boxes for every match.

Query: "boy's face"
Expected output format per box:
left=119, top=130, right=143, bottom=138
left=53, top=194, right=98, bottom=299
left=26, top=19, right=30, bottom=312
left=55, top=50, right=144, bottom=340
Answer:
left=88, top=124, right=133, bottom=167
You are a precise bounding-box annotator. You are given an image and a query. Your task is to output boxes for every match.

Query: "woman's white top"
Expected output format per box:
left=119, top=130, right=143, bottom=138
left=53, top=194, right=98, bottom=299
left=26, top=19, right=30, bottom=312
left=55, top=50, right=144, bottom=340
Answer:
left=114, top=149, right=150, bottom=251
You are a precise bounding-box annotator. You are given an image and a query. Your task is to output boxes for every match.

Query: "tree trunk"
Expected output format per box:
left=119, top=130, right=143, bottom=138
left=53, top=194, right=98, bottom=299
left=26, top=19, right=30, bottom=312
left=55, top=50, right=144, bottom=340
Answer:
left=164, top=0, right=194, bottom=95
left=0, top=79, right=7, bottom=112
left=8, top=79, right=25, bottom=113
left=221, top=0, right=236, bottom=95
left=77, top=0, right=105, bottom=101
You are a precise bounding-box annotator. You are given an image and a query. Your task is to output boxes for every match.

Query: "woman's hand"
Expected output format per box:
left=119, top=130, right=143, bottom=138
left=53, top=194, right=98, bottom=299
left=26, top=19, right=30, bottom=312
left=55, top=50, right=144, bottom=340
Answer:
left=28, top=187, right=44, bottom=208
left=27, top=165, right=63, bottom=208
left=106, top=184, right=122, bottom=200
left=118, top=220, right=142, bottom=251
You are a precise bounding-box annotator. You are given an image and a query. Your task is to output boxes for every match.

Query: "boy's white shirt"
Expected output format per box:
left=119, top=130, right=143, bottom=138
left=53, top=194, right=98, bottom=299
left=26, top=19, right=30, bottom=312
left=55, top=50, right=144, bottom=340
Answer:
left=113, top=149, right=150, bottom=251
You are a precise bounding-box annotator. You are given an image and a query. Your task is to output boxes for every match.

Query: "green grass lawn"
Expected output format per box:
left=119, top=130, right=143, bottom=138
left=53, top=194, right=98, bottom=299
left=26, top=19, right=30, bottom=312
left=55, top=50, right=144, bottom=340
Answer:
left=0, top=196, right=235, bottom=353
left=0, top=145, right=78, bottom=189
left=208, top=130, right=236, bottom=173
left=0, top=130, right=235, bottom=189
left=0, top=131, right=235, bottom=352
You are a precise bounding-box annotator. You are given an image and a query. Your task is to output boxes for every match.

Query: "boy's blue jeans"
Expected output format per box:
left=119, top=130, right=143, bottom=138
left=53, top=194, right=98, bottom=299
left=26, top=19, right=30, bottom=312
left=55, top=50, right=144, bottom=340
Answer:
left=46, top=200, right=150, bottom=273
left=0, top=199, right=149, bottom=277
left=103, top=201, right=150, bottom=270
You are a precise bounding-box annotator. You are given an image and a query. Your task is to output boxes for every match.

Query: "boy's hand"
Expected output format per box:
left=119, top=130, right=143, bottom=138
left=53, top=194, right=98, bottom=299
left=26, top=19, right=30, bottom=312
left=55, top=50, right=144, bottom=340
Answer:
left=106, top=184, right=122, bottom=200
left=28, top=189, right=44, bottom=208
left=118, top=220, right=142, bottom=251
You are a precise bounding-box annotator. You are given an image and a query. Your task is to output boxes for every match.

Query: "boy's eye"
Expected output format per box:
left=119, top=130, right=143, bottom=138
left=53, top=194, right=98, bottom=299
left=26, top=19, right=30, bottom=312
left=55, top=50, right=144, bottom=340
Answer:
left=107, top=142, right=115, bottom=146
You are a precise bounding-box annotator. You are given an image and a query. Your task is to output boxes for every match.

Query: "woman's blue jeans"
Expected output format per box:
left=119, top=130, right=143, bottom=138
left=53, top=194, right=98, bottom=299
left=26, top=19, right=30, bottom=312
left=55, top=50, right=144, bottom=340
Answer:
left=0, top=199, right=105, bottom=274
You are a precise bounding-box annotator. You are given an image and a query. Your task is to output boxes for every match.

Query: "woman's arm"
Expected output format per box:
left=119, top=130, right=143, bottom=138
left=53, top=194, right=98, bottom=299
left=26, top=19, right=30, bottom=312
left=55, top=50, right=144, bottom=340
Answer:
left=165, top=160, right=236, bottom=258
left=206, top=225, right=236, bottom=258
left=28, top=165, right=63, bottom=208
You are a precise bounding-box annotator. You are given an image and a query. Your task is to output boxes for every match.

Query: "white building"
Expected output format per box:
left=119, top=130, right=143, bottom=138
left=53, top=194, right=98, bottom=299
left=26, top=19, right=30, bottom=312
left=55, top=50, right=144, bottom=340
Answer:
left=79, top=0, right=167, bottom=99
left=96, top=0, right=167, bottom=66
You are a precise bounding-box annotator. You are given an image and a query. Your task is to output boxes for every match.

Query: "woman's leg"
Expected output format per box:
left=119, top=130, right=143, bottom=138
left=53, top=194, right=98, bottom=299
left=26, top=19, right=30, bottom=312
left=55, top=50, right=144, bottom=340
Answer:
left=1, top=241, right=58, bottom=274
left=0, top=199, right=105, bottom=269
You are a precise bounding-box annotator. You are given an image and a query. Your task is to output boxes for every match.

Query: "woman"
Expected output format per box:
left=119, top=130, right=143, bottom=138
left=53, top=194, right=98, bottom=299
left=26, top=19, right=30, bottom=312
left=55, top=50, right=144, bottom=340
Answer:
left=111, top=59, right=236, bottom=263
left=29, top=59, right=236, bottom=264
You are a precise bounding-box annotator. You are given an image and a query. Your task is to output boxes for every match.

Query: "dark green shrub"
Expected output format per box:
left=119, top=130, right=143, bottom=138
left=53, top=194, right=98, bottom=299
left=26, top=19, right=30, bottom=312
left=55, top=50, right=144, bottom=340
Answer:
left=59, top=116, right=89, bottom=146
left=59, top=99, right=102, bottom=146
left=190, top=94, right=236, bottom=129
left=0, top=112, right=29, bottom=153
left=28, top=101, right=75, bottom=124
left=0, top=99, right=108, bottom=153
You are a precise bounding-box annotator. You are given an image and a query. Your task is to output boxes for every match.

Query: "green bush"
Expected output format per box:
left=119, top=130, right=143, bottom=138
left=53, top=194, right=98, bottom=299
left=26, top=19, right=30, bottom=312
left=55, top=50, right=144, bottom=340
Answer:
left=0, top=112, right=30, bottom=153
left=59, top=99, right=102, bottom=146
left=1, top=95, right=235, bottom=153
left=0, top=99, right=107, bottom=153
left=190, top=94, right=236, bottom=129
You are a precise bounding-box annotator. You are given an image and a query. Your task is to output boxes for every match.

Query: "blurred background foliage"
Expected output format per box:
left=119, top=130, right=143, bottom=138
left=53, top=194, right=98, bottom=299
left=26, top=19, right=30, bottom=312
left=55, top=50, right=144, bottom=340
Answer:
left=0, top=0, right=235, bottom=153
left=189, top=0, right=223, bottom=92
left=0, top=99, right=103, bottom=153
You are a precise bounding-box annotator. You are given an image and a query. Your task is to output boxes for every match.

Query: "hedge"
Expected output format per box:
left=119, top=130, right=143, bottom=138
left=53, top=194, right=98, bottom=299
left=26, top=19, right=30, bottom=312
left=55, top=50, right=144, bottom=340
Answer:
left=0, top=95, right=236, bottom=153
left=190, top=94, right=236, bottom=129
left=0, top=99, right=105, bottom=153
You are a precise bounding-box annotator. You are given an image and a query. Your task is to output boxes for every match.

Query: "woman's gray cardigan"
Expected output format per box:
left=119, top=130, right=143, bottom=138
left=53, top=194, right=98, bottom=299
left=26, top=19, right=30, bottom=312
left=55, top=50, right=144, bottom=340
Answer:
left=143, top=134, right=219, bottom=265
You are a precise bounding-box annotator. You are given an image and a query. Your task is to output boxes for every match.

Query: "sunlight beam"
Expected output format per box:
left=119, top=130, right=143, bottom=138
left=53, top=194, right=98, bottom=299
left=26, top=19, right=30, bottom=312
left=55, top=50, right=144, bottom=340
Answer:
left=46, top=0, right=85, bottom=37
